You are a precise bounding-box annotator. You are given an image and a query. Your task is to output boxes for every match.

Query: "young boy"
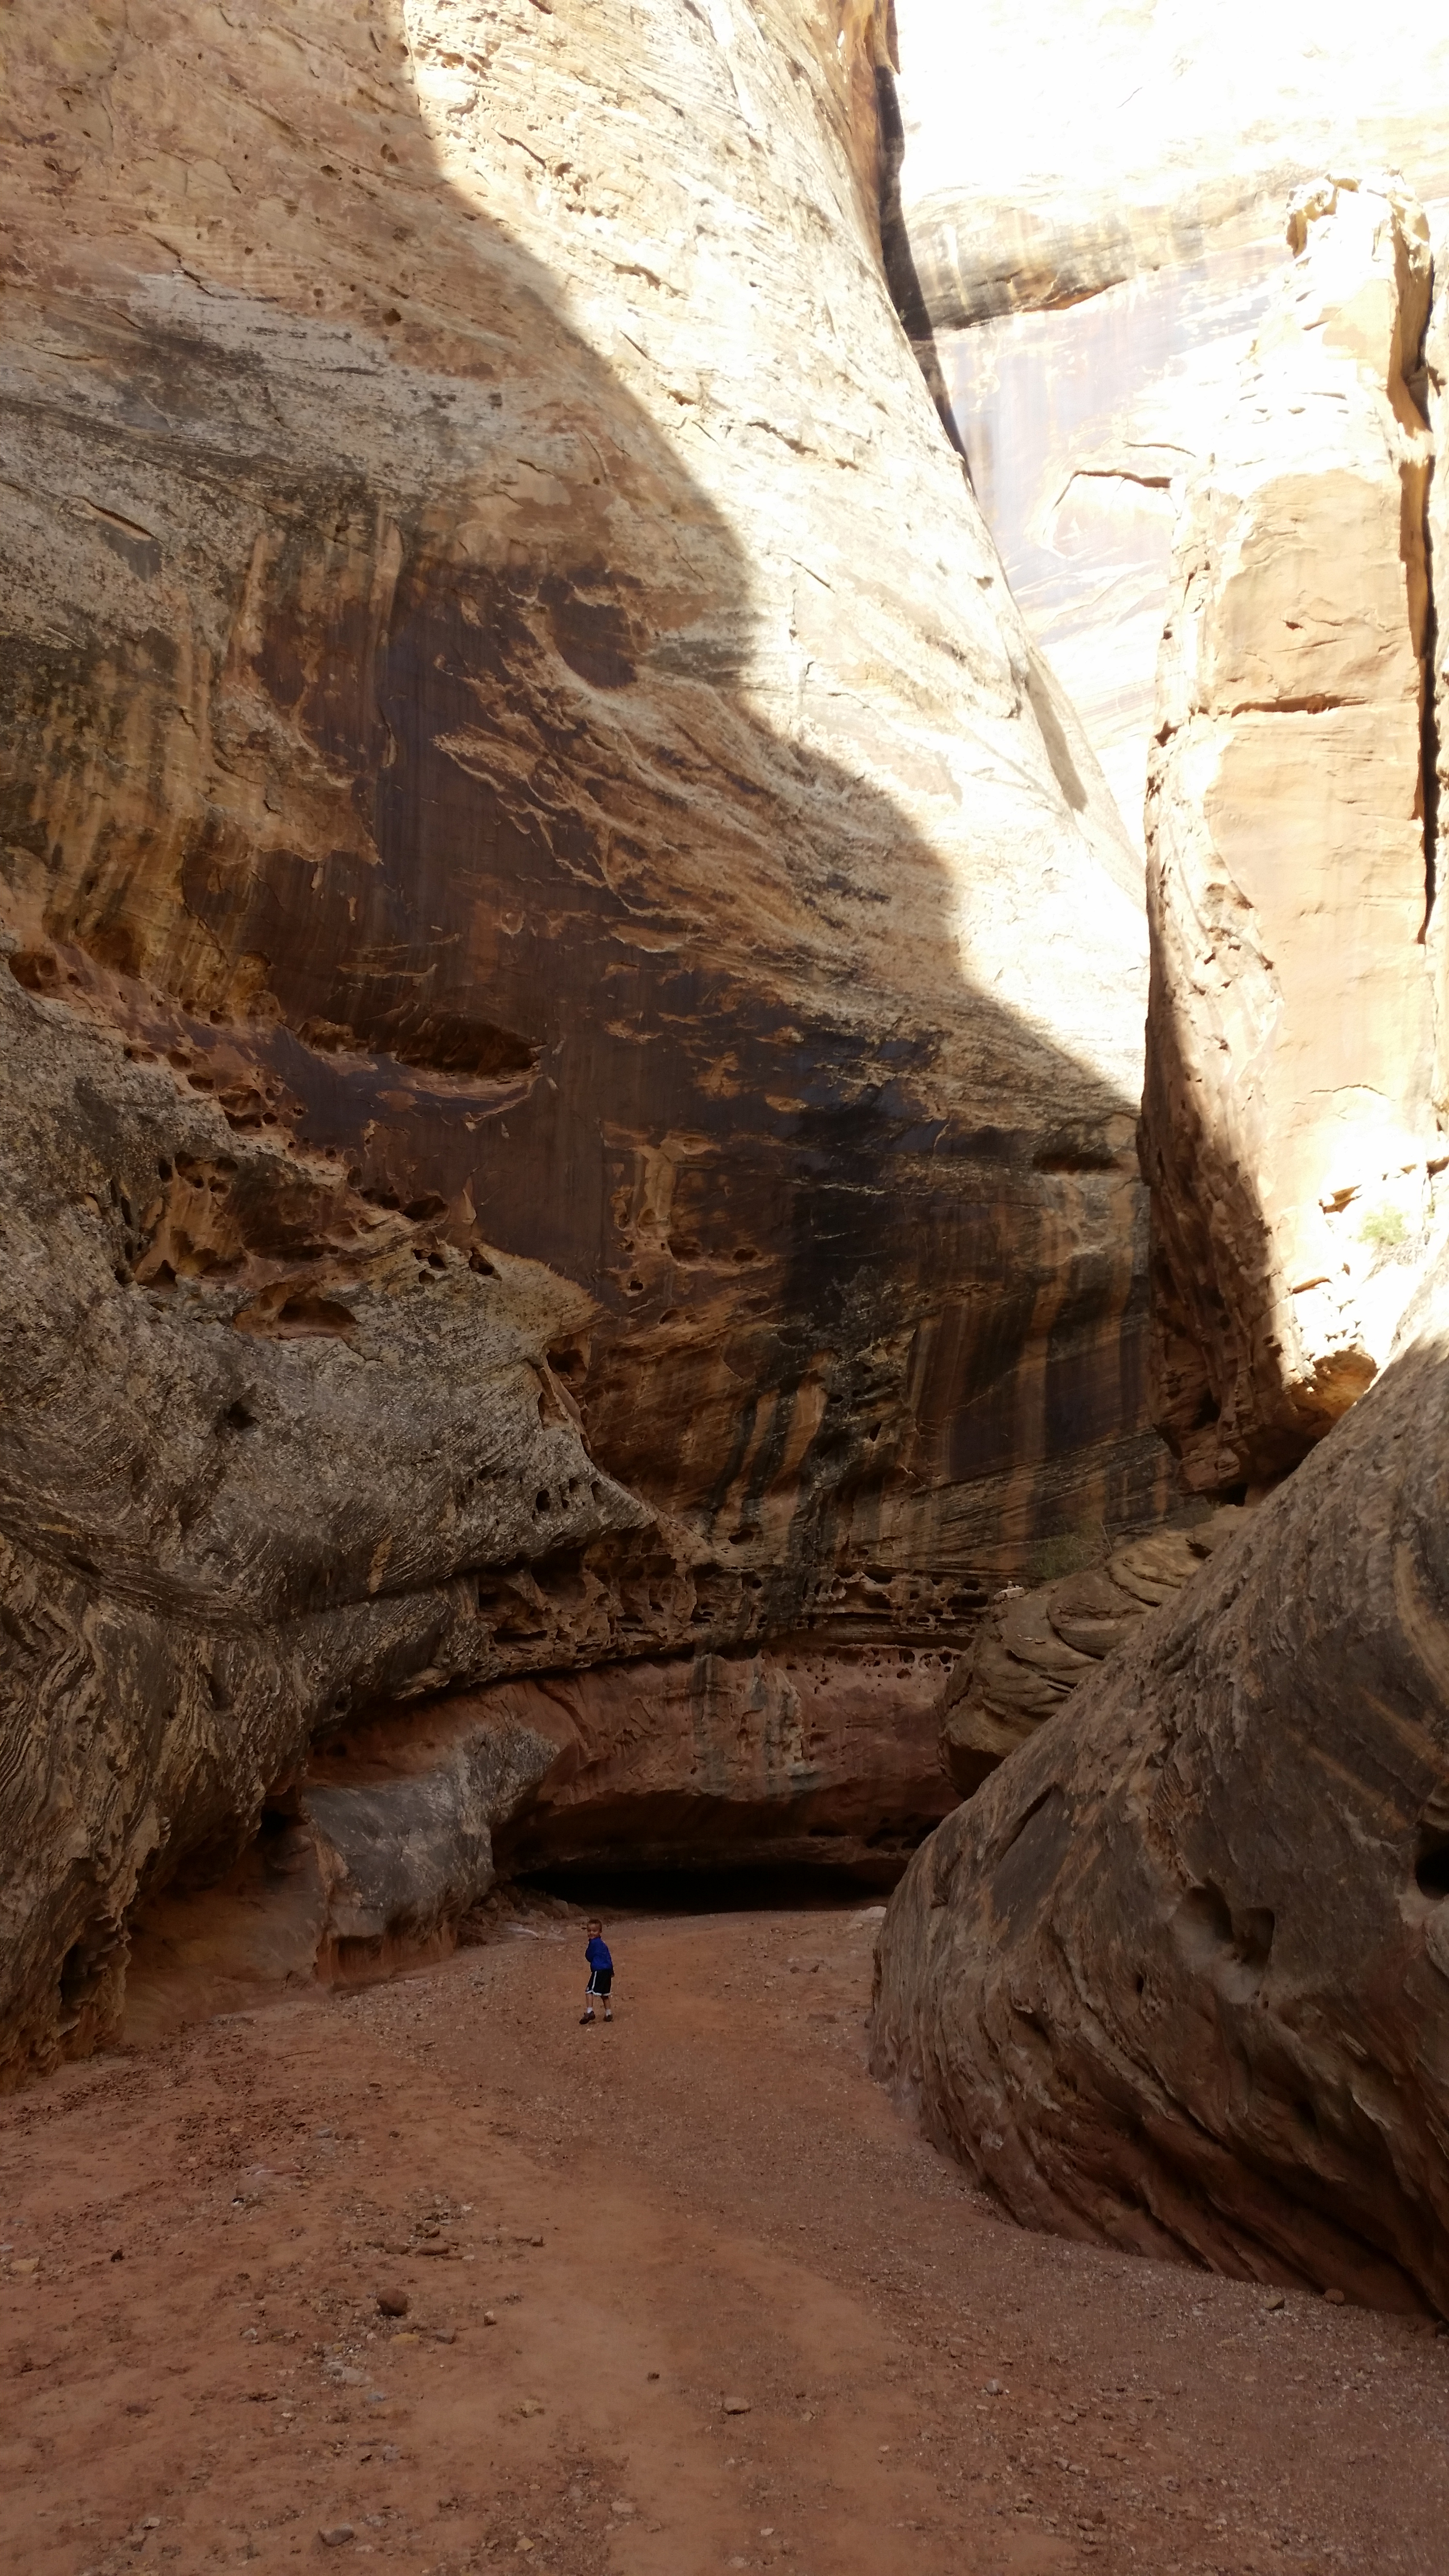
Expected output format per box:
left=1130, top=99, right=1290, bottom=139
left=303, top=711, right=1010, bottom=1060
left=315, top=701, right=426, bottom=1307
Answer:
left=580, top=1919, right=613, bottom=2025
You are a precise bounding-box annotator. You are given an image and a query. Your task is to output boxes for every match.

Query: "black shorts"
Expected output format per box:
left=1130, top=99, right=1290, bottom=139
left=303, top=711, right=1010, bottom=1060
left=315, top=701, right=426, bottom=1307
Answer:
left=587, top=1969, right=612, bottom=1996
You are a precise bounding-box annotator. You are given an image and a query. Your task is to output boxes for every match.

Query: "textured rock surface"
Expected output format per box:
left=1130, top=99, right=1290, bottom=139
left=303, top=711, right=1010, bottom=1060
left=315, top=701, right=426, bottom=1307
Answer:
left=1430, top=243, right=1449, bottom=1095
left=0, top=973, right=642, bottom=2073
left=870, top=1249, right=1449, bottom=2317
left=0, top=0, right=1164, bottom=2078
left=121, top=1694, right=562, bottom=2040
left=1142, top=179, right=1441, bottom=1496
left=487, top=1641, right=955, bottom=1884
left=939, top=1509, right=1243, bottom=1796
left=892, top=2, right=1449, bottom=849
left=119, top=1640, right=954, bottom=2035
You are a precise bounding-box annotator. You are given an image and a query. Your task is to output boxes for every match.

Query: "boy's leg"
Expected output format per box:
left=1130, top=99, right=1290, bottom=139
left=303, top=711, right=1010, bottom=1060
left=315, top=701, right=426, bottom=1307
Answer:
left=580, top=1984, right=596, bottom=2024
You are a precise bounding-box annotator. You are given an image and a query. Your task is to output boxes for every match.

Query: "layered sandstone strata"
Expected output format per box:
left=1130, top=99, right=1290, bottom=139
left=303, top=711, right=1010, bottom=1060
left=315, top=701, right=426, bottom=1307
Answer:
left=122, top=1639, right=953, bottom=2041
left=870, top=1240, right=1449, bottom=2318
left=488, top=1642, right=954, bottom=1884
left=892, top=1, right=1449, bottom=850
left=939, top=1508, right=1244, bottom=1796
left=1142, top=179, right=1440, bottom=1494
left=0, top=0, right=1160, bottom=2076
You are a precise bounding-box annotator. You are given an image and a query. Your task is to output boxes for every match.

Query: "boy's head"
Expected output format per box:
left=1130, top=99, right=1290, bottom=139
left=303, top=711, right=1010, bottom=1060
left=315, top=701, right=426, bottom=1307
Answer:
left=588, top=1917, right=603, bottom=1935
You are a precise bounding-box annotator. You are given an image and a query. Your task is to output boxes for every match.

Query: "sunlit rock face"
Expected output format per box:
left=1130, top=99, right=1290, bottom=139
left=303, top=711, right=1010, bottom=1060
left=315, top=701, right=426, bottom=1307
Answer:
left=0, top=0, right=1163, bottom=2076
left=893, top=0, right=1449, bottom=849
left=1143, top=180, right=1441, bottom=1496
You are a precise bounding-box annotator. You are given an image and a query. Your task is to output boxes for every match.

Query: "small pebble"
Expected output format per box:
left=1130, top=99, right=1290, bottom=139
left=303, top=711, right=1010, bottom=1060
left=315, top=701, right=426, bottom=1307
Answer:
left=319, top=2527, right=355, bottom=2549
left=1324, top=2286, right=1346, bottom=2304
left=1264, top=2291, right=1287, bottom=2311
left=483, top=2310, right=498, bottom=2326
left=723, top=2395, right=752, bottom=2415
left=983, top=2379, right=1004, bottom=2396
left=434, top=2325, right=456, bottom=2344
left=376, top=2290, right=409, bottom=2318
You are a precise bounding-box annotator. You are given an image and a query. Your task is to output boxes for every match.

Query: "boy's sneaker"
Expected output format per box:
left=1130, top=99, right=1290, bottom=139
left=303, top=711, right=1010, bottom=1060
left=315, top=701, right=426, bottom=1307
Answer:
left=579, top=2010, right=595, bottom=2025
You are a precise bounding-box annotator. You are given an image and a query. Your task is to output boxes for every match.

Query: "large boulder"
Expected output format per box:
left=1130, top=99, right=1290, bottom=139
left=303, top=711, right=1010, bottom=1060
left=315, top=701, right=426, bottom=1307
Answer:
left=870, top=1251, right=1449, bottom=2317
left=0, top=0, right=1162, bottom=2077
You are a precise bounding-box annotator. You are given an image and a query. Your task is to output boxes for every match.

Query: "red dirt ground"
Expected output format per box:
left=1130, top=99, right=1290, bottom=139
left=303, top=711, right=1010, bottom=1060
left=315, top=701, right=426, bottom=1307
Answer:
left=3, top=1898, right=1447, bottom=2576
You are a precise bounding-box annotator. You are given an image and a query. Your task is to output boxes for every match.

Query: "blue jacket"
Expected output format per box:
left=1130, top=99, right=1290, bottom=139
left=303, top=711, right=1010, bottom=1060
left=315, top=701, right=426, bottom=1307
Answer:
left=585, top=1936, right=612, bottom=1973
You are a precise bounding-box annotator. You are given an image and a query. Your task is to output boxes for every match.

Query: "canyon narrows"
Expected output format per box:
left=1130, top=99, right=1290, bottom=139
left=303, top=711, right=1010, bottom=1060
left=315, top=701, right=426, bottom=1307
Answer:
left=0, top=0, right=1161, bottom=2079
left=871, top=82, right=1449, bottom=2311
left=5, top=0, right=1449, bottom=2382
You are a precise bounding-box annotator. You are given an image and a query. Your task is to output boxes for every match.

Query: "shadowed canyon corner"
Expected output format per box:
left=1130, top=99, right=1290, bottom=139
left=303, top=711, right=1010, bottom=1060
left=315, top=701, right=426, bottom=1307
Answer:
left=5, top=4, right=1449, bottom=2574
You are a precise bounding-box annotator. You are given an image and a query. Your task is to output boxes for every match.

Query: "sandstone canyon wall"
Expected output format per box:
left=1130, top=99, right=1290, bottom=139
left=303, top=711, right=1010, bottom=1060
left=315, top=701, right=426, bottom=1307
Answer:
left=1142, top=178, right=1443, bottom=1495
left=893, top=1, right=1449, bottom=853
left=938, top=1506, right=1245, bottom=1798
left=0, top=0, right=1166, bottom=2076
left=871, top=84, right=1449, bottom=2313
left=871, top=1237, right=1449, bottom=2318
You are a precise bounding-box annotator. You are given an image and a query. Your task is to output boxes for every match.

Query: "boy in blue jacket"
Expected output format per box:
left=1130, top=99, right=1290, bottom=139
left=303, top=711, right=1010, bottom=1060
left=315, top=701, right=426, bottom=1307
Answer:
left=580, top=1919, right=613, bottom=2024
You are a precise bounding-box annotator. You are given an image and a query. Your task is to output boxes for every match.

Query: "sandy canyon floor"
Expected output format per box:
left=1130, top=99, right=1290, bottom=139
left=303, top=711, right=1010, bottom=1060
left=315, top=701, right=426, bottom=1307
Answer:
left=2, top=1899, right=1447, bottom=2576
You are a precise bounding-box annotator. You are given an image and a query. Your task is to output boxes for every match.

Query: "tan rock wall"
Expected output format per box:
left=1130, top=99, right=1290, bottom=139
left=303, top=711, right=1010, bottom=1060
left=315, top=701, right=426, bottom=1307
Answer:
left=891, top=0, right=1449, bottom=852
left=1141, top=180, right=1440, bottom=1493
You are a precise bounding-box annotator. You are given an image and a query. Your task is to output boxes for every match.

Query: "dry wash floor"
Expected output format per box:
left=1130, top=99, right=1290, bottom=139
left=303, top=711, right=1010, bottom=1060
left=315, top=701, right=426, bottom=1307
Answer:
left=2, top=1901, right=1448, bottom=2576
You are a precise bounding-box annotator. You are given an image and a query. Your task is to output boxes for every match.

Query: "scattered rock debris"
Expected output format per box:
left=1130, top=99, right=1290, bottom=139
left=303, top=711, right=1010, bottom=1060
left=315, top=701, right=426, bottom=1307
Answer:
left=2, top=1900, right=1447, bottom=2576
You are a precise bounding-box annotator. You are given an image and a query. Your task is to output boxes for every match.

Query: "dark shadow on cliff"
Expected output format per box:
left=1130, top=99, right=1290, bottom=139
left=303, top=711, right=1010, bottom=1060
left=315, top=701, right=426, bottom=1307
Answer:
left=1, top=0, right=1171, bottom=1664
left=521, top=1861, right=892, bottom=1907
left=873, top=63, right=969, bottom=464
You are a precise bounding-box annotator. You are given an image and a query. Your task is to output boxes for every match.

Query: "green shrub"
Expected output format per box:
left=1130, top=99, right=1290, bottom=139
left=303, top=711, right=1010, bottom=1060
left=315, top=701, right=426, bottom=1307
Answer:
left=1360, top=1203, right=1408, bottom=1251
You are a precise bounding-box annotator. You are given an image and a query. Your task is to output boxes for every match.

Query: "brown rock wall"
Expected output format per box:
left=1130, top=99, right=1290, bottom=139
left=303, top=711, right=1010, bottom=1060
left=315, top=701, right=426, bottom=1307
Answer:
left=485, top=1640, right=956, bottom=1882
left=869, top=1246, right=1449, bottom=2316
left=1429, top=238, right=1449, bottom=1109
left=0, top=0, right=1166, bottom=2076
left=939, top=1508, right=1244, bottom=1795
